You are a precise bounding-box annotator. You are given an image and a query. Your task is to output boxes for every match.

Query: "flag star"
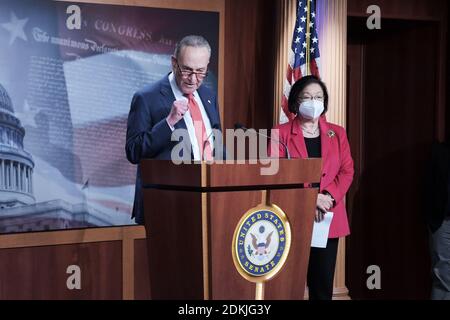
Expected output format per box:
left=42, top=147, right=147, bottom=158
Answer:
left=1, top=12, right=29, bottom=45
left=295, top=36, right=300, bottom=43
left=305, top=32, right=311, bottom=38
left=312, top=12, right=316, bottom=18
left=312, top=37, right=318, bottom=43
left=304, top=6, right=309, bottom=12
left=297, top=26, right=304, bottom=33
left=309, top=22, right=314, bottom=27
left=300, top=16, right=306, bottom=23
left=300, top=52, right=305, bottom=59
left=310, top=47, right=315, bottom=53
left=302, top=41, right=307, bottom=48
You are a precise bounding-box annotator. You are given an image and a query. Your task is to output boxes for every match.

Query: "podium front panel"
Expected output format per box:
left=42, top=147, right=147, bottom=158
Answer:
left=209, top=188, right=317, bottom=300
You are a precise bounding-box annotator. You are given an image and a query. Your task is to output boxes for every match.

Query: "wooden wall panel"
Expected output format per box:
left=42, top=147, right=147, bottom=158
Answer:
left=0, top=226, right=147, bottom=300
left=134, top=239, right=151, bottom=300
left=224, top=0, right=277, bottom=131
left=0, top=241, right=122, bottom=300
left=348, top=0, right=447, bottom=21
left=346, top=16, right=443, bottom=299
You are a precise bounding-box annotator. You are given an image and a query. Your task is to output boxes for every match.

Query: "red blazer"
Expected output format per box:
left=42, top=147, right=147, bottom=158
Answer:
left=272, top=116, right=354, bottom=238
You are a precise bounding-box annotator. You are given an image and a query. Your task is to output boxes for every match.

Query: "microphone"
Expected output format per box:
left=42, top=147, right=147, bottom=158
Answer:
left=234, top=123, right=291, bottom=160
left=203, top=123, right=220, bottom=160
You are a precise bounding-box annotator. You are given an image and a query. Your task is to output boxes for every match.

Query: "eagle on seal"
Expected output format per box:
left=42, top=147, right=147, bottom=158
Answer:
left=250, top=231, right=274, bottom=255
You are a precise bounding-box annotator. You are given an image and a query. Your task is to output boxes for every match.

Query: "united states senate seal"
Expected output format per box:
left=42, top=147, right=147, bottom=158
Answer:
left=232, top=204, right=292, bottom=283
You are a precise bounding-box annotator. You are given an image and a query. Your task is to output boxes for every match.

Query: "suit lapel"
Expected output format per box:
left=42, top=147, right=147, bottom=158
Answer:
left=159, top=76, right=187, bottom=130
left=290, top=118, right=308, bottom=158
left=319, top=116, right=331, bottom=161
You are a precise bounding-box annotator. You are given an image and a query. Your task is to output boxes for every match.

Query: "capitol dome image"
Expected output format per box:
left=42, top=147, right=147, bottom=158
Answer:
left=0, top=83, right=113, bottom=233
left=0, top=83, right=35, bottom=208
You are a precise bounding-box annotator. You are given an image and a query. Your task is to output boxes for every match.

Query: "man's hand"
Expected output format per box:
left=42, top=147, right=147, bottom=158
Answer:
left=317, top=193, right=333, bottom=213
left=167, top=99, right=189, bottom=127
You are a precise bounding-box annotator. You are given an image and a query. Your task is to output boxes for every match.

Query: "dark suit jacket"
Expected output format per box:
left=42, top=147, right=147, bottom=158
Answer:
left=424, top=141, right=450, bottom=233
left=125, top=76, right=223, bottom=224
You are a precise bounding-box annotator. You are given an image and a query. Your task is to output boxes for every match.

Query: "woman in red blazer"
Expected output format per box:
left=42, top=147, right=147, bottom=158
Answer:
left=272, top=75, right=354, bottom=300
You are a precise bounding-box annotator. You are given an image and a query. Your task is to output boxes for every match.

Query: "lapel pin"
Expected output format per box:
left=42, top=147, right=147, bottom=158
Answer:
left=327, top=130, right=336, bottom=138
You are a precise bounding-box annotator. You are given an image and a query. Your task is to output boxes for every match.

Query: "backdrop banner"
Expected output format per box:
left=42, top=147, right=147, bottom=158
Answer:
left=0, top=0, right=219, bottom=233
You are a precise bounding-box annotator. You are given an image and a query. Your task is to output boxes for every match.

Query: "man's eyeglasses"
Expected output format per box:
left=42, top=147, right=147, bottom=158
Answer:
left=176, top=63, right=208, bottom=80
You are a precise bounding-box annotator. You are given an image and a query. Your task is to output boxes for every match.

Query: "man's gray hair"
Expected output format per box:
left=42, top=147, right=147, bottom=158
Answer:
left=174, top=35, right=211, bottom=59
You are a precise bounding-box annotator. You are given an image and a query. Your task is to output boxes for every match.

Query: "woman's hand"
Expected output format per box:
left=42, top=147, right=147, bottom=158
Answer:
left=315, top=209, right=325, bottom=223
left=317, top=193, right=333, bottom=213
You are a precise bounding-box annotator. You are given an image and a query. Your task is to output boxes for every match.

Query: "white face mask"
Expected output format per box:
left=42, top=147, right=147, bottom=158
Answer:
left=298, top=100, right=324, bottom=120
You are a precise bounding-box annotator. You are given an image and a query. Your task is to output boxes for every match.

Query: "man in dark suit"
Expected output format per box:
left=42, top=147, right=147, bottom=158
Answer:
left=125, top=35, right=223, bottom=224
left=425, top=141, right=450, bottom=299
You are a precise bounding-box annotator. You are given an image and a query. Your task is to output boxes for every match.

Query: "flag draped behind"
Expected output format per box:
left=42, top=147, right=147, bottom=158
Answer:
left=280, top=0, right=321, bottom=124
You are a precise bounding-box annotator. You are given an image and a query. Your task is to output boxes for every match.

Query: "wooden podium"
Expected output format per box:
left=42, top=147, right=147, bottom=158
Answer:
left=140, top=159, right=322, bottom=300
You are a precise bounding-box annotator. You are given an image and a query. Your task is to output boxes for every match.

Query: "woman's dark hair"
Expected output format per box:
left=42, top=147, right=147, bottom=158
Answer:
left=287, top=75, right=329, bottom=115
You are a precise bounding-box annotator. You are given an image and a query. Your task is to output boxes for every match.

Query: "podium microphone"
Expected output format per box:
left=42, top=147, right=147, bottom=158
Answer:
left=233, top=123, right=291, bottom=160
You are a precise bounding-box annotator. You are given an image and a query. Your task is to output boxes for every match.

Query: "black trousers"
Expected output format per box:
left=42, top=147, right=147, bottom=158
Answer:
left=307, top=238, right=339, bottom=300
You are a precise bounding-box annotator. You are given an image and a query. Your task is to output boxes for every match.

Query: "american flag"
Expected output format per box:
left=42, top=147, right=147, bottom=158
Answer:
left=280, top=0, right=321, bottom=124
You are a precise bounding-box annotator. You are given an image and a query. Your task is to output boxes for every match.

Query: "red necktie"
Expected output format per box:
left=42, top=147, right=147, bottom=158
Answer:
left=186, top=94, right=213, bottom=161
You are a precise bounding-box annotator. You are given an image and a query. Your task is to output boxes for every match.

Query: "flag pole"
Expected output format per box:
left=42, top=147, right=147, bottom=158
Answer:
left=306, top=0, right=311, bottom=76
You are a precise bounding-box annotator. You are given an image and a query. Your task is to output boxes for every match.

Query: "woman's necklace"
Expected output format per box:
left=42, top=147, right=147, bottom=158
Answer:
left=302, top=125, right=319, bottom=136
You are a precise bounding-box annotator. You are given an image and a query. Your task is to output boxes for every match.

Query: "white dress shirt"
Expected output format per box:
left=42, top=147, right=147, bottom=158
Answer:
left=168, top=73, right=214, bottom=161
